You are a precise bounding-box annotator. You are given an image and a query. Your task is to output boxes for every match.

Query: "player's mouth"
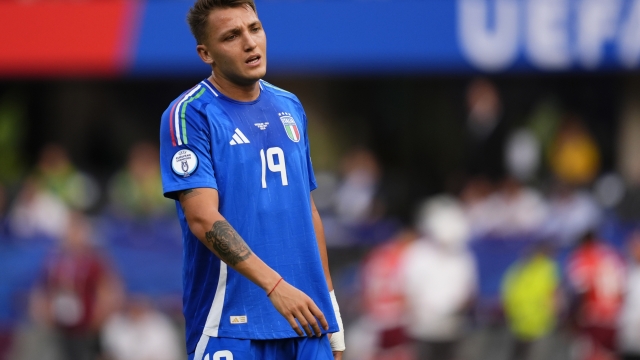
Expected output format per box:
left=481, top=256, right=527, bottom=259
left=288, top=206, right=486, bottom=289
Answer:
left=245, top=55, right=261, bottom=67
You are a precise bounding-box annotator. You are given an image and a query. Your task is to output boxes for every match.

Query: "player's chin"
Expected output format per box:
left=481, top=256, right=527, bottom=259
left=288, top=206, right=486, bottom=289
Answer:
left=247, top=66, right=266, bottom=81
left=242, top=62, right=266, bottom=79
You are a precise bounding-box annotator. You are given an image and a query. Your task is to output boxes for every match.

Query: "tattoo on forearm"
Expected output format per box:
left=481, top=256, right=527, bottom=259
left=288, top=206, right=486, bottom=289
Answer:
left=205, top=221, right=253, bottom=266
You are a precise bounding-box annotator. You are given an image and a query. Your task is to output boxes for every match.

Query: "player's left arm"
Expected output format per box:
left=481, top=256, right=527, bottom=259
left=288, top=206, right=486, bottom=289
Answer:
left=310, top=195, right=345, bottom=358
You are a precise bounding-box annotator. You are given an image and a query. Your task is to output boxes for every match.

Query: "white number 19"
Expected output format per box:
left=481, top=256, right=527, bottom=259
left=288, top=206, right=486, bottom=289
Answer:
left=260, top=147, right=288, bottom=188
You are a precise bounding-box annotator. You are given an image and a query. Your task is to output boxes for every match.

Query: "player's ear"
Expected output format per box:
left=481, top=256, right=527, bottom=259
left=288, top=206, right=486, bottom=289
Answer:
left=196, top=44, right=215, bottom=65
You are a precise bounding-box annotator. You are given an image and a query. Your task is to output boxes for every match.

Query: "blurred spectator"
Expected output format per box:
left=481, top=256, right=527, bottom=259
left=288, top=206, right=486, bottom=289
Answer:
left=335, top=148, right=381, bottom=225
left=461, top=176, right=548, bottom=239
left=618, top=231, right=640, bottom=360
left=8, top=179, right=70, bottom=240
left=353, top=227, right=418, bottom=360
left=593, top=173, right=626, bottom=211
left=465, top=78, right=507, bottom=180
left=460, top=176, right=498, bottom=238
left=101, top=296, right=182, bottom=360
left=549, top=117, right=601, bottom=187
left=566, top=232, right=625, bottom=360
left=108, top=142, right=173, bottom=219
left=501, top=242, right=561, bottom=360
left=489, top=177, right=548, bottom=237
left=8, top=144, right=99, bottom=240
left=31, top=143, right=99, bottom=211
left=403, top=196, right=476, bottom=360
left=504, top=128, right=542, bottom=182
left=30, top=212, right=122, bottom=360
left=526, top=98, right=563, bottom=160
left=544, top=184, right=602, bottom=246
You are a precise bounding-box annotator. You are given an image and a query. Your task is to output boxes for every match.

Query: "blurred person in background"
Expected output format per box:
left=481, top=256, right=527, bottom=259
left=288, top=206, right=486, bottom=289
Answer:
left=566, top=231, right=625, bottom=360
left=8, top=144, right=101, bottom=241
left=465, top=78, right=507, bottom=181
left=8, top=178, right=70, bottom=240
left=460, top=176, right=498, bottom=239
left=618, top=230, right=640, bottom=360
left=30, top=143, right=99, bottom=212
left=335, top=148, right=382, bottom=226
left=108, top=142, right=173, bottom=220
left=101, top=295, right=182, bottom=360
left=504, top=128, right=542, bottom=184
left=501, top=242, right=561, bottom=360
left=549, top=117, right=600, bottom=188
left=350, top=226, right=419, bottom=360
left=30, top=212, right=122, bottom=360
left=402, top=196, right=477, bottom=360
left=544, top=183, right=602, bottom=247
left=486, top=177, right=548, bottom=238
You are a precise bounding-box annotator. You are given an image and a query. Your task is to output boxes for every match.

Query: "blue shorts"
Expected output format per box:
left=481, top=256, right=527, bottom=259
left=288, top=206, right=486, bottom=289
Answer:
left=188, top=335, right=334, bottom=360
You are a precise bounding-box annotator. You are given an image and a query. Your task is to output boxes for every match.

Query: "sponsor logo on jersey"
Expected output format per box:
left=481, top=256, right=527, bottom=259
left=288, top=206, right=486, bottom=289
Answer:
left=171, top=149, right=198, bottom=177
left=254, top=122, right=269, bottom=130
left=229, top=128, right=250, bottom=145
left=278, top=112, right=300, bottom=142
left=230, top=315, right=247, bottom=324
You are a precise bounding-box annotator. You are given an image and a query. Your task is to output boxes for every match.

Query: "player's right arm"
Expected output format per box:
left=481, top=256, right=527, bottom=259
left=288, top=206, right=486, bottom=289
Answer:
left=177, top=187, right=328, bottom=337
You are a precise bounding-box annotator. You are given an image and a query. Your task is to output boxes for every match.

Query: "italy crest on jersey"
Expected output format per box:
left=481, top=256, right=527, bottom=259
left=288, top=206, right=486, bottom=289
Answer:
left=278, top=112, right=300, bottom=142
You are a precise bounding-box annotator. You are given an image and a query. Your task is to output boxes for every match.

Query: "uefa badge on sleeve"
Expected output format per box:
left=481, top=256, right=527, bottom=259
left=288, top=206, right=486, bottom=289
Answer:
left=278, top=112, right=300, bottom=142
left=172, top=149, right=198, bottom=178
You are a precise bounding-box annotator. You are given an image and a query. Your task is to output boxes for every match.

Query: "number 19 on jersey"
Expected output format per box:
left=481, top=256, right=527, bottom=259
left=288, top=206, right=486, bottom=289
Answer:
left=260, top=147, right=288, bottom=188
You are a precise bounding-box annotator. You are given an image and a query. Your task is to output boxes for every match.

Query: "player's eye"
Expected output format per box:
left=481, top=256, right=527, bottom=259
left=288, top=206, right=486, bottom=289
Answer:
left=225, top=34, right=237, bottom=41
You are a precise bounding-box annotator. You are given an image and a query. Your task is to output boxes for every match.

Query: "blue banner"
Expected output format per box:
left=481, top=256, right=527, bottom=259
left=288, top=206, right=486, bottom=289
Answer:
left=132, top=0, right=640, bottom=75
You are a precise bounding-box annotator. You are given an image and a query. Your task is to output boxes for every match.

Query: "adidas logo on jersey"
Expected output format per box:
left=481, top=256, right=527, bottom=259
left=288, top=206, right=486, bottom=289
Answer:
left=230, top=315, right=247, bottom=324
left=229, top=128, right=250, bottom=145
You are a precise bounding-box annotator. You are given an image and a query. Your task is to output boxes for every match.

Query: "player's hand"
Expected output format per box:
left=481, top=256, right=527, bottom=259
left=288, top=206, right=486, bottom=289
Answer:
left=267, top=279, right=329, bottom=337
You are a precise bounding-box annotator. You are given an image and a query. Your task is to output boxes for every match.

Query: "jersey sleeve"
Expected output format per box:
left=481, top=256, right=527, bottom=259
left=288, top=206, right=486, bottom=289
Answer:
left=160, top=95, right=217, bottom=199
left=302, top=111, right=318, bottom=191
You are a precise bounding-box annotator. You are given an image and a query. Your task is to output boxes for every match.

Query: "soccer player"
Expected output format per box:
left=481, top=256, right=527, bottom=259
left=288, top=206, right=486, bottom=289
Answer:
left=158, top=1, right=345, bottom=359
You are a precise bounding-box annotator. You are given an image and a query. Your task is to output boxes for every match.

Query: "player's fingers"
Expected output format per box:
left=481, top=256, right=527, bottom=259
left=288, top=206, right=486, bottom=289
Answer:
left=294, top=309, right=313, bottom=337
left=308, top=300, right=329, bottom=331
left=300, top=307, right=322, bottom=337
left=285, top=314, right=304, bottom=337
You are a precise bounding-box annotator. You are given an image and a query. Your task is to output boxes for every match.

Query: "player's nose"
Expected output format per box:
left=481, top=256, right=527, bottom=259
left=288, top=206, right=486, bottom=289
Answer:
left=243, top=32, right=257, bottom=51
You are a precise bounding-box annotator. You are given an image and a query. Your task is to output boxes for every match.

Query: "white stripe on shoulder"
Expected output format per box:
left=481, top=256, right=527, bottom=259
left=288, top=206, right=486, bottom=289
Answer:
left=201, top=81, right=218, bottom=97
left=174, top=85, right=202, bottom=146
left=193, top=334, right=209, bottom=360
left=203, top=261, right=228, bottom=337
left=260, top=80, right=291, bottom=94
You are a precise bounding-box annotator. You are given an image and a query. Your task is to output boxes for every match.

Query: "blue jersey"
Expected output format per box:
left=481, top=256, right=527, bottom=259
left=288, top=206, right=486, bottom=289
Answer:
left=159, top=79, right=338, bottom=354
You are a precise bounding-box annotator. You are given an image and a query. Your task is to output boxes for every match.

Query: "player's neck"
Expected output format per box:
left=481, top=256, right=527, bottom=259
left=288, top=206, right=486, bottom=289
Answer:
left=208, top=74, right=260, bottom=102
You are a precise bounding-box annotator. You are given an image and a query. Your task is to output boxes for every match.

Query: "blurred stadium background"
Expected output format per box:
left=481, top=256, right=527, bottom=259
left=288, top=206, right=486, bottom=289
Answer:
left=2, top=0, right=640, bottom=359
